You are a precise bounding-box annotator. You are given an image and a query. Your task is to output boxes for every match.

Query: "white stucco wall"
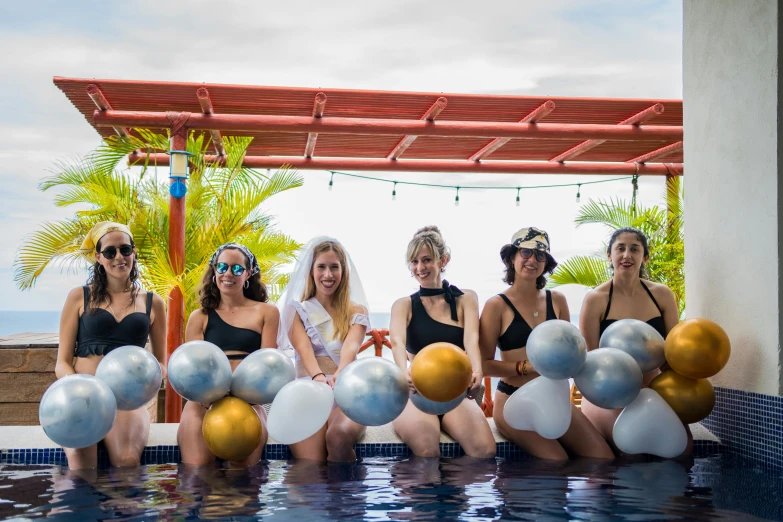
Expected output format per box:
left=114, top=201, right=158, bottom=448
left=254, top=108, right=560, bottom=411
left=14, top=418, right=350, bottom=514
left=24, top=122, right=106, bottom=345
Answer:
left=684, top=0, right=781, bottom=395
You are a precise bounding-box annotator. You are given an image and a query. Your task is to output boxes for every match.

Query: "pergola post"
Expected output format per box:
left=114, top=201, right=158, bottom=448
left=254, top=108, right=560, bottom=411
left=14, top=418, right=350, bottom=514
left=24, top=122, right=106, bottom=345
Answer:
left=165, top=115, right=189, bottom=422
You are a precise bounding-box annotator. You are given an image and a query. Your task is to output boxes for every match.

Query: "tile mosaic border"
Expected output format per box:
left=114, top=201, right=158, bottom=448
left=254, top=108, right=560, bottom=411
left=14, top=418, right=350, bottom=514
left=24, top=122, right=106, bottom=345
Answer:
left=0, top=440, right=720, bottom=466
left=701, top=386, right=783, bottom=469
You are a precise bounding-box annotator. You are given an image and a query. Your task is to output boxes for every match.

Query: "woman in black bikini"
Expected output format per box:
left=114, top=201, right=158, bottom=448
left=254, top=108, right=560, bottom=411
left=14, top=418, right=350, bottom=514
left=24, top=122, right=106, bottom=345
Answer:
left=178, top=243, right=280, bottom=467
left=480, top=227, right=613, bottom=460
left=390, top=226, right=496, bottom=458
left=579, top=227, right=681, bottom=451
left=55, top=222, right=167, bottom=470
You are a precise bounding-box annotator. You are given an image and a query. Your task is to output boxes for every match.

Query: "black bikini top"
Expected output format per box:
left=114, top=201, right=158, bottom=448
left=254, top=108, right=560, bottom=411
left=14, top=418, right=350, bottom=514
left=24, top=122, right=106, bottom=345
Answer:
left=497, top=291, right=558, bottom=351
left=75, top=286, right=153, bottom=357
left=406, top=291, right=465, bottom=355
left=203, top=308, right=262, bottom=360
left=599, top=280, right=667, bottom=339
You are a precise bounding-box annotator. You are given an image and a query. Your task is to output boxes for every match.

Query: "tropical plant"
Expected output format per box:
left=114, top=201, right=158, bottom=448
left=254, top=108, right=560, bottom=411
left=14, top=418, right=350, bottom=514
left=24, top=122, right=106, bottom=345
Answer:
left=14, top=130, right=303, bottom=316
left=549, top=176, right=685, bottom=316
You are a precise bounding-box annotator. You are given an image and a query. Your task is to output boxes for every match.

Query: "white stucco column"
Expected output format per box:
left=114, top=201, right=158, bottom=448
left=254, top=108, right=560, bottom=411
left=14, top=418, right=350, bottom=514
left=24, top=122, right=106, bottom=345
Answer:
left=684, top=0, right=781, bottom=395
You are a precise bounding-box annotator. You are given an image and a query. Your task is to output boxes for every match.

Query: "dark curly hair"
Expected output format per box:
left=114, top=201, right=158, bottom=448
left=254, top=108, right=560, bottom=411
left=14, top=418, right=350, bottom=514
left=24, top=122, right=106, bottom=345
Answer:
left=199, top=247, right=268, bottom=311
left=607, top=227, right=650, bottom=278
left=86, top=237, right=139, bottom=312
left=500, top=244, right=558, bottom=290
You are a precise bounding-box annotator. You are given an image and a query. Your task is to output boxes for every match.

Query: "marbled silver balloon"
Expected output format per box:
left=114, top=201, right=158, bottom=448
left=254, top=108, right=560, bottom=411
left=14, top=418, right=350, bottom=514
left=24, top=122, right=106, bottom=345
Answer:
left=333, top=358, right=408, bottom=426
left=410, top=390, right=466, bottom=416
left=574, top=348, right=643, bottom=409
left=599, top=319, right=666, bottom=372
left=526, top=320, right=587, bottom=379
left=167, top=340, right=232, bottom=403
left=39, top=374, right=117, bottom=449
left=230, top=348, right=296, bottom=404
left=96, top=346, right=162, bottom=410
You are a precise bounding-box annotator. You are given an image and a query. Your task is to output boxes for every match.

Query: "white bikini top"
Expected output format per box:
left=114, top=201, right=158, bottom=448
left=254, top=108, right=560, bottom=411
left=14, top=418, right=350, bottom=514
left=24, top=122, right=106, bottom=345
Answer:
left=291, top=297, right=371, bottom=366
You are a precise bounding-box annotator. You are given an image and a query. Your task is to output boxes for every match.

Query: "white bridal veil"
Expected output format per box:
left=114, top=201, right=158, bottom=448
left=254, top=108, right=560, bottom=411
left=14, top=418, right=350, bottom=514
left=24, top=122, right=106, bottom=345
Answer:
left=277, top=236, right=370, bottom=356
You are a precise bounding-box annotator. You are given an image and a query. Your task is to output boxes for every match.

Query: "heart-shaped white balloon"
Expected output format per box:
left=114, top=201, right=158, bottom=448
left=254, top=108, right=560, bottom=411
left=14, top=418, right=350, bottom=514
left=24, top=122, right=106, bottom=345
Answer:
left=503, top=377, right=572, bottom=439
left=613, top=388, right=687, bottom=458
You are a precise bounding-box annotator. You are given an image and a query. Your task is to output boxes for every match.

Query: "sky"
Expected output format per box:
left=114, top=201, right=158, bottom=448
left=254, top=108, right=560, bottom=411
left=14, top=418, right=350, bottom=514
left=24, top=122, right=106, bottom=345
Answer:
left=0, top=0, right=683, bottom=317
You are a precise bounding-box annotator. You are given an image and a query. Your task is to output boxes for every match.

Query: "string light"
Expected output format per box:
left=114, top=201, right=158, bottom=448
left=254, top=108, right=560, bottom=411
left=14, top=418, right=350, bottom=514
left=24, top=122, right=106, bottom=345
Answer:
left=516, top=187, right=521, bottom=207
left=392, top=182, right=397, bottom=201
left=454, top=187, right=460, bottom=207
left=328, top=172, right=334, bottom=191
left=576, top=183, right=581, bottom=203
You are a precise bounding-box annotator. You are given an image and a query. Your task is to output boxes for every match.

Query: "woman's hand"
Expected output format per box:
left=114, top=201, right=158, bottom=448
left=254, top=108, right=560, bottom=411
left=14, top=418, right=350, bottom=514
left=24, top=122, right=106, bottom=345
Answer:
left=328, top=369, right=342, bottom=388
left=313, top=373, right=331, bottom=388
left=406, top=368, right=417, bottom=394
left=467, top=370, right=483, bottom=400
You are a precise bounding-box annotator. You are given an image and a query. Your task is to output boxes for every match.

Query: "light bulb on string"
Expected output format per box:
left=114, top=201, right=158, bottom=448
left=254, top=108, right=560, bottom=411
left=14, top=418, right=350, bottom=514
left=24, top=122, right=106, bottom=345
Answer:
left=392, top=182, right=397, bottom=201
left=328, top=172, right=334, bottom=191
left=576, top=183, right=581, bottom=204
left=516, top=187, right=521, bottom=207
left=454, top=187, right=460, bottom=207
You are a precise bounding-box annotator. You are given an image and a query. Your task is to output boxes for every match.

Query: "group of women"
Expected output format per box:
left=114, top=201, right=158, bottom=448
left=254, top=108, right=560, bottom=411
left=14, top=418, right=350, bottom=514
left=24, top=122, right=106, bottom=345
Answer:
left=55, top=221, right=682, bottom=470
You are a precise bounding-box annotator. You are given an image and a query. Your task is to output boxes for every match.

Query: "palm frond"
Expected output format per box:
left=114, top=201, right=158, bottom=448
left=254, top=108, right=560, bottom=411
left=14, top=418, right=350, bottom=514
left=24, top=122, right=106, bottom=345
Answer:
left=14, top=218, right=93, bottom=289
left=548, top=256, right=611, bottom=289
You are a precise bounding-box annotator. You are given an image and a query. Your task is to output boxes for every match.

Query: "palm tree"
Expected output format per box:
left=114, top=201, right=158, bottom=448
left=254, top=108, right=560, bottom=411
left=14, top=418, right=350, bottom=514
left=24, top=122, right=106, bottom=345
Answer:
left=549, top=176, right=685, bottom=316
left=14, top=130, right=303, bottom=316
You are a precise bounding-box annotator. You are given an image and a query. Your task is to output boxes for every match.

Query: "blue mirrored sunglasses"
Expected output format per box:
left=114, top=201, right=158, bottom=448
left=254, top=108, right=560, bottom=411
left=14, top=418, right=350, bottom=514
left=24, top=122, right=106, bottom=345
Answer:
left=215, top=262, right=247, bottom=276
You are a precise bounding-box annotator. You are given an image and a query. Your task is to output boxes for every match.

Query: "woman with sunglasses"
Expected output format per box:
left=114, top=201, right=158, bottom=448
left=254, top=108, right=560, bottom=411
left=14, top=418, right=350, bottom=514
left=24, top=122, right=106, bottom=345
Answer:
left=55, top=222, right=167, bottom=469
left=390, top=226, right=496, bottom=458
left=579, top=227, right=686, bottom=454
left=178, top=243, right=280, bottom=467
left=479, top=227, right=613, bottom=460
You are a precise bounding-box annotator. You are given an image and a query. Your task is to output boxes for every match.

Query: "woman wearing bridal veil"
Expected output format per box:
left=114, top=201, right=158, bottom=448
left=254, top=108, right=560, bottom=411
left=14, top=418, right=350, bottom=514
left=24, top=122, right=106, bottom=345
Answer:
left=278, top=236, right=372, bottom=462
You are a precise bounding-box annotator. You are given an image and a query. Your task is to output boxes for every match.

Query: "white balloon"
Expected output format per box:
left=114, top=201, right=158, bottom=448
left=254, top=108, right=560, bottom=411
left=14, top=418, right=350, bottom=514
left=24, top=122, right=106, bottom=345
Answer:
left=613, top=388, right=688, bottom=458
left=267, top=380, right=334, bottom=444
left=503, top=377, right=572, bottom=439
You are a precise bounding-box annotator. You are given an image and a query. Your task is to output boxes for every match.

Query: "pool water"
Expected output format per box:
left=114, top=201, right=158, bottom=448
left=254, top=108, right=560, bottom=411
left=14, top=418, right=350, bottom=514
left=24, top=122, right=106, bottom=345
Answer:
left=1, top=455, right=781, bottom=521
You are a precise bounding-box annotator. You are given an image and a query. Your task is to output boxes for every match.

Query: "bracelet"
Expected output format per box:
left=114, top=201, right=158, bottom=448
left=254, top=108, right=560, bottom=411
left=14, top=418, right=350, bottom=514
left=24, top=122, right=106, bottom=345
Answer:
left=515, top=361, right=522, bottom=376
left=311, top=372, right=326, bottom=380
left=522, top=359, right=529, bottom=376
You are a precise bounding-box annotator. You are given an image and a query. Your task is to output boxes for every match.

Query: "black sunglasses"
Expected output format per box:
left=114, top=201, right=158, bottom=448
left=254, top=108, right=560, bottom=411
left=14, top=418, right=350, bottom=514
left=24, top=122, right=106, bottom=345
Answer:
left=216, top=262, right=247, bottom=276
left=100, top=244, right=134, bottom=259
left=519, top=248, right=547, bottom=262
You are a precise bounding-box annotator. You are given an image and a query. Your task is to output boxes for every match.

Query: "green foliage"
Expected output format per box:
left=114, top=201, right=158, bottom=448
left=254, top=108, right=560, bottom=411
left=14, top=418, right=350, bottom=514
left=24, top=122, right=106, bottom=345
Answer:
left=15, top=131, right=303, bottom=316
left=549, top=176, right=685, bottom=316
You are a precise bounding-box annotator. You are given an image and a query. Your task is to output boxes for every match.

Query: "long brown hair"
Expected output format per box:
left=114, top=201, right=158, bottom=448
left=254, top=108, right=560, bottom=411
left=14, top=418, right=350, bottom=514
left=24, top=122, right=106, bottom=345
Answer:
left=199, top=247, right=268, bottom=311
left=86, top=236, right=139, bottom=312
left=302, top=241, right=353, bottom=342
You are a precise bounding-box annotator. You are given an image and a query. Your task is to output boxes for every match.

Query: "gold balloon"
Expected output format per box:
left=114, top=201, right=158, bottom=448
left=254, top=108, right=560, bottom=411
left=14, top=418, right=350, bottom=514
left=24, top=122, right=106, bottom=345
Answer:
left=410, top=342, right=472, bottom=402
left=202, top=397, right=263, bottom=462
left=649, top=370, right=715, bottom=424
left=664, top=318, right=731, bottom=379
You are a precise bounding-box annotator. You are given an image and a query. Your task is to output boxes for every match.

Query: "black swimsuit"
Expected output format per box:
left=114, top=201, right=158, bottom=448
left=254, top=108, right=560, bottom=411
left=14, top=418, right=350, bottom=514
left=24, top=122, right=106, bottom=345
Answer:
left=599, top=281, right=667, bottom=339
left=496, top=291, right=558, bottom=396
left=203, top=308, right=262, bottom=360
left=75, top=286, right=153, bottom=357
left=406, top=292, right=465, bottom=354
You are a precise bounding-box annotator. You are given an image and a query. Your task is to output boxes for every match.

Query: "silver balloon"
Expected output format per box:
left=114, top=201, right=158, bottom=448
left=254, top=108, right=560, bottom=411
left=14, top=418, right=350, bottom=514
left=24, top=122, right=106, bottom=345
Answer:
left=333, top=358, right=408, bottom=426
left=410, top=390, right=466, bottom=416
left=230, top=348, right=296, bottom=404
left=95, top=346, right=162, bottom=410
left=526, top=320, right=587, bottom=379
left=574, top=348, right=643, bottom=409
left=39, top=374, right=117, bottom=449
left=167, top=340, right=232, bottom=403
left=599, top=319, right=665, bottom=372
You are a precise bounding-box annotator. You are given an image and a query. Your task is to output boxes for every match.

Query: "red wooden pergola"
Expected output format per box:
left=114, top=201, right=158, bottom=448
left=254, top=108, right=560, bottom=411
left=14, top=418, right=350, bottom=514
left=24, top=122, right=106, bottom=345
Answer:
left=54, top=77, right=684, bottom=422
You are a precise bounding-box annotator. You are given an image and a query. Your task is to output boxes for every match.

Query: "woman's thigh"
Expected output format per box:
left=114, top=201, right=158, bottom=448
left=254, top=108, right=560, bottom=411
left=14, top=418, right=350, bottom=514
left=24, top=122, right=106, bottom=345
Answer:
left=557, top=405, right=614, bottom=459
left=326, top=408, right=366, bottom=442
left=103, top=408, right=151, bottom=466
left=441, top=398, right=496, bottom=458
left=177, top=401, right=215, bottom=465
left=289, top=423, right=328, bottom=461
left=392, top=399, right=441, bottom=456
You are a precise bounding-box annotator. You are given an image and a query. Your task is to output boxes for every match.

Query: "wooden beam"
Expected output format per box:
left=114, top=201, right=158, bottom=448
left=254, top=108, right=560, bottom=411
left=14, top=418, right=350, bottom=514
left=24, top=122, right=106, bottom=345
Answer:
left=96, top=109, right=683, bottom=142
left=387, top=97, right=448, bottom=159
left=196, top=87, right=226, bottom=156
left=469, top=100, right=555, bottom=161
left=86, top=84, right=130, bottom=138
left=627, top=141, right=683, bottom=163
left=129, top=152, right=682, bottom=176
left=550, top=103, right=666, bottom=162
left=304, top=92, right=328, bottom=158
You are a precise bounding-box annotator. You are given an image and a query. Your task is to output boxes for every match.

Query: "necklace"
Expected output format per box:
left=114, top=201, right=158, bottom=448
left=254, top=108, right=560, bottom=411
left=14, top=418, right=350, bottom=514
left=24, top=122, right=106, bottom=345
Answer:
left=107, top=290, right=136, bottom=321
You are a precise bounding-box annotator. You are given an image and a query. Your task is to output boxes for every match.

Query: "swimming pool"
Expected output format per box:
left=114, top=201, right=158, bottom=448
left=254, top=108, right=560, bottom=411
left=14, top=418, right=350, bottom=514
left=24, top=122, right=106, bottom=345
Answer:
left=1, top=453, right=781, bottom=521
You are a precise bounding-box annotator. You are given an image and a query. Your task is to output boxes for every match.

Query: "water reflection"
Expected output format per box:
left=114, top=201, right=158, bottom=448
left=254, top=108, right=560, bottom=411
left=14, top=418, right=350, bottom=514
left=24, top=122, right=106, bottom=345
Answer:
left=0, top=454, right=781, bottom=521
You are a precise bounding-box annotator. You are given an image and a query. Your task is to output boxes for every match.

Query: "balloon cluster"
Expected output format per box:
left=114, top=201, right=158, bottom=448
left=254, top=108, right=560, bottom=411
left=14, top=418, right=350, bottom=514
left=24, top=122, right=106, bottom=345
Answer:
left=39, top=346, right=163, bottom=449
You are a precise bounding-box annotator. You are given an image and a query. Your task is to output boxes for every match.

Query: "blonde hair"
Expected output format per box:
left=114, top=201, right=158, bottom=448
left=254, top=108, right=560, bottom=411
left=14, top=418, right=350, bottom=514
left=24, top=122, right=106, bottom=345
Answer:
left=302, top=241, right=353, bottom=342
left=406, top=226, right=450, bottom=266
